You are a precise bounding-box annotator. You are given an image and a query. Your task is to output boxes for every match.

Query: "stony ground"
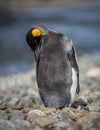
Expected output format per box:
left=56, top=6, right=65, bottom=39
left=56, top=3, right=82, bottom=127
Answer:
left=0, top=55, right=100, bottom=130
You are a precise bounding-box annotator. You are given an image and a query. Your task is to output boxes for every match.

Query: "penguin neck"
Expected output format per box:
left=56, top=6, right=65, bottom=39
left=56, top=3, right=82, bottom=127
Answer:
left=42, top=32, right=63, bottom=50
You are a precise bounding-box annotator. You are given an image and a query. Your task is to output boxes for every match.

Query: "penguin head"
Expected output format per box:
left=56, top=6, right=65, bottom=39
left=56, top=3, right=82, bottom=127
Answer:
left=26, top=25, right=48, bottom=60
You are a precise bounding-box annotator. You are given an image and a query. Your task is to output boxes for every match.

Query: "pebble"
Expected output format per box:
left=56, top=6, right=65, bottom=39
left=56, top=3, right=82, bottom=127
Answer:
left=93, top=96, right=100, bottom=106
left=68, top=123, right=82, bottom=130
left=91, top=117, right=100, bottom=129
left=78, top=113, right=100, bottom=124
left=0, top=110, right=8, bottom=120
left=14, top=119, right=31, bottom=130
left=54, top=120, right=74, bottom=130
left=78, top=95, right=92, bottom=104
left=33, top=127, right=44, bottom=130
left=23, top=98, right=33, bottom=107
left=22, top=106, right=30, bottom=113
left=72, top=98, right=87, bottom=108
left=12, top=105, right=23, bottom=110
left=0, top=120, right=15, bottom=130
left=8, top=98, right=20, bottom=107
left=41, top=107, right=56, bottom=114
left=27, top=110, right=46, bottom=122
left=87, top=105, right=100, bottom=112
left=35, top=116, right=56, bottom=127
left=10, top=110, right=25, bottom=121
left=86, top=67, right=100, bottom=78
left=0, top=104, right=7, bottom=110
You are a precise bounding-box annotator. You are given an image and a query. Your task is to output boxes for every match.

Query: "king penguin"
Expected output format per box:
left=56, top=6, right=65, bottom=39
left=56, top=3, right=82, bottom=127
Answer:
left=26, top=25, right=80, bottom=109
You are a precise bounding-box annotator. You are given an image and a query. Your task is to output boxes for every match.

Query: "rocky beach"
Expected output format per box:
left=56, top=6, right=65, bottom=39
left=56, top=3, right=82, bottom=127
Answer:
left=0, top=55, right=100, bottom=130
left=0, top=0, right=100, bottom=129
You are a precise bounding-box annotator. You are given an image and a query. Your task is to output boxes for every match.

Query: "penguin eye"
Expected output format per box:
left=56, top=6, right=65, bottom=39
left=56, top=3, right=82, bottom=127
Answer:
left=32, top=29, right=41, bottom=37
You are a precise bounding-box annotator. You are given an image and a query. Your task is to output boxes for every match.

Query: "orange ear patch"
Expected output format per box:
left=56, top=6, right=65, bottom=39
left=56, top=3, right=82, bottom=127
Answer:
left=32, top=29, right=41, bottom=37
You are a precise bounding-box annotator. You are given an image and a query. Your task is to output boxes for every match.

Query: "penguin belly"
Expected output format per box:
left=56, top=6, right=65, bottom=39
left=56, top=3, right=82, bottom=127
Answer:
left=36, top=49, right=72, bottom=109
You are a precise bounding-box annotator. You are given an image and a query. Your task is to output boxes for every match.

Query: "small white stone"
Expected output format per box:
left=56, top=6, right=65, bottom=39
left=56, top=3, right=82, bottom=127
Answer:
left=86, top=67, right=100, bottom=78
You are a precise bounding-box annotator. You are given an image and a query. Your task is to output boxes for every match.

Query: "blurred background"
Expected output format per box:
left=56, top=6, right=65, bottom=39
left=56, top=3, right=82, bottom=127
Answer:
left=0, top=0, right=100, bottom=76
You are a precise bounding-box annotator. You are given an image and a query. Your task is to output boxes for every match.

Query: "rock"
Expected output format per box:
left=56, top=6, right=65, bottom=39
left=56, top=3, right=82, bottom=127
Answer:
left=0, top=101, right=3, bottom=105
left=87, top=105, right=100, bottom=112
left=78, top=95, right=93, bottom=104
left=62, top=107, right=89, bottom=121
left=93, top=96, right=100, bottom=106
left=36, top=116, right=56, bottom=127
left=23, top=98, right=33, bottom=107
left=77, top=112, right=100, bottom=130
left=32, top=103, right=41, bottom=109
left=23, top=98, right=41, bottom=109
left=72, top=98, right=87, bottom=108
left=0, top=104, right=7, bottom=110
left=68, top=123, right=82, bottom=130
left=10, top=110, right=24, bottom=121
left=62, top=107, right=72, bottom=115
left=0, top=110, right=8, bottom=120
left=89, top=112, right=100, bottom=115
left=17, top=99, right=24, bottom=106
left=22, top=106, right=30, bottom=113
left=0, top=119, right=15, bottom=130
left=14, top=119, right=31, bottom=130
left=94, top=96, right=100, bottom=102
left=86, top=67, right=100, bottom=78
left=54, top=120, right=74, bottom=130
left=56, top=111, right=71, bottom=122
left=91, top=117, right=100, bottom=129
left=33, top=127, right=44, bottom=130
left=70, top=110, right=88, bottom=121
left=12, top=105, right=23, bottom=110
left=41, top=107, right=56, bottom=114
left=78, top=113, right=100, bottom=124
left=8, top=98, right=20, bottom=107
left=27, top=110, right=46, bottom=122
left=29, top=95, right=36, bottom=103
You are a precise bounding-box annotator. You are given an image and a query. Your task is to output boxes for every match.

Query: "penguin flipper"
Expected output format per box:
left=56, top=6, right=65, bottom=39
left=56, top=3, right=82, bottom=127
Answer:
left=62, top=36, right=80, bottom=95
left=67, top=45, right=80, bottom=95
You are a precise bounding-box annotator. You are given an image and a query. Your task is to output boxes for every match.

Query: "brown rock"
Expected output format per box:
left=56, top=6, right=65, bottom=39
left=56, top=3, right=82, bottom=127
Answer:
left=10, top=110, right=24, bottom=121
left=41, top=107, right=56, bottom=114
left=32, top=126, right=44, bottom=130
left=32, top=103, right=41, bottom=109
left=8, top=98, right=20, bottom=107
left=68, top=123, right=82, bottom=130
left=91, top=117, right=100, bottom=128
left=22, top=106, right=30, bottom=113
left=36, top=116, right=56, bottom=127
left=23, top=99, right=33, bottom=107
left=0, top=110, right=8, bottom=120
left=12, top=105, right=23, bottom=110
left=0, top=104, right=7, bottom=110
left=67, top=108, right=89, bottom=121
left=77, top=113, right=100, bottom=124
left=27, top=110, right=46, bottom=122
